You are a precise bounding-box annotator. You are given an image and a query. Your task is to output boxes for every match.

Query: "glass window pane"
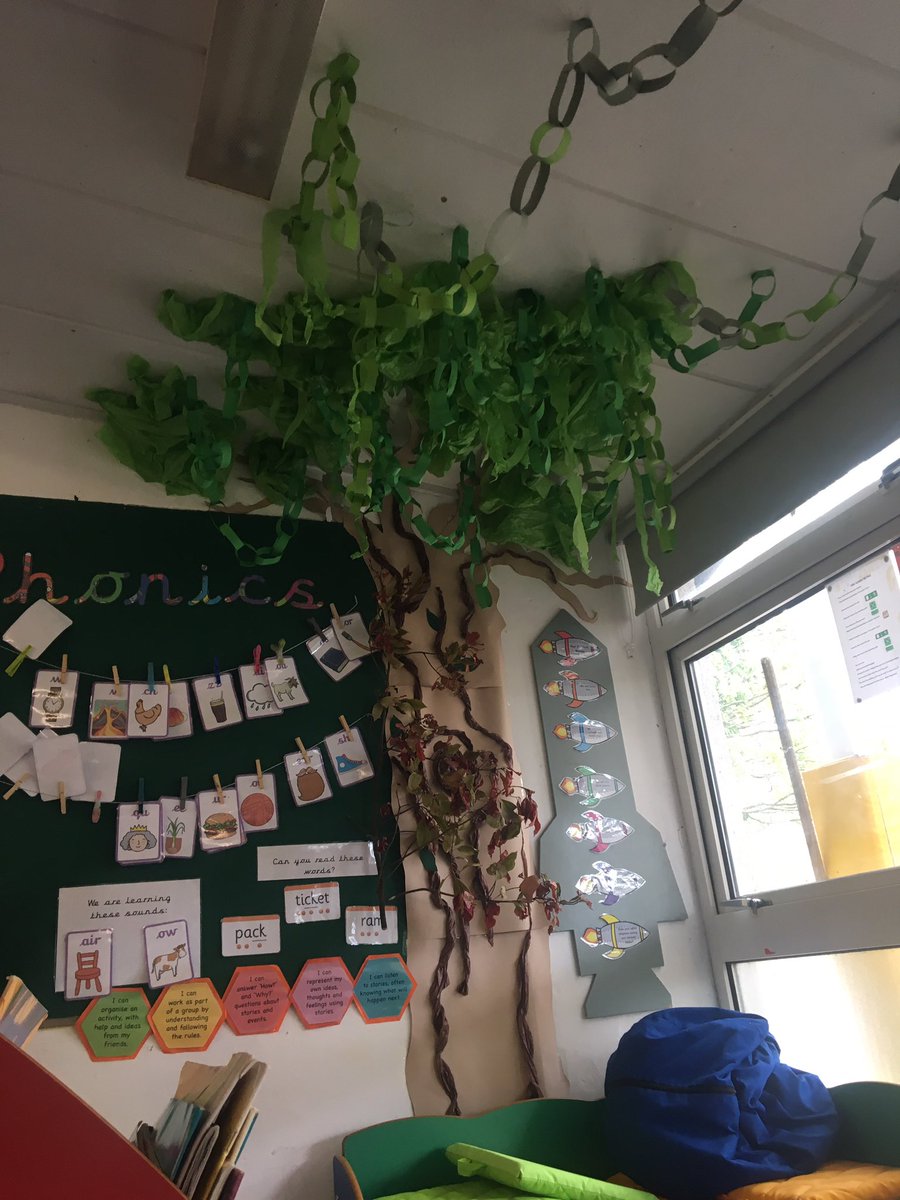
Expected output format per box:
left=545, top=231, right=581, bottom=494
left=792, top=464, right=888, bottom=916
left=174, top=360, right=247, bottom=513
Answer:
left=690, top=542, right=900, bottom=896
left=733, top=950, right=900, bottom=1087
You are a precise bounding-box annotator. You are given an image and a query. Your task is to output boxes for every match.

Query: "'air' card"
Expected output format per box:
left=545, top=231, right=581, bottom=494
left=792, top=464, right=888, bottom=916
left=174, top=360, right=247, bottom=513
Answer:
left=64, top=928, right=113, bottom=1001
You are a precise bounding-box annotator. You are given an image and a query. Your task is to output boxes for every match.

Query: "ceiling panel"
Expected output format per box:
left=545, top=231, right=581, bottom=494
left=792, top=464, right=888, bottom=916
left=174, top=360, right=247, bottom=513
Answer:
left=747, top=0, right=900, bottom=72
left=52, top=0, right=216, bottom=48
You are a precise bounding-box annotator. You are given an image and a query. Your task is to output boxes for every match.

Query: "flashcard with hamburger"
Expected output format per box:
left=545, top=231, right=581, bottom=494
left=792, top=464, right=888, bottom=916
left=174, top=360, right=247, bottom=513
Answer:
left=197, top=788, right=245, bottom=852
left=236, top=772, right=279, bottom=833
left=284, top=747, right=333, bottom=806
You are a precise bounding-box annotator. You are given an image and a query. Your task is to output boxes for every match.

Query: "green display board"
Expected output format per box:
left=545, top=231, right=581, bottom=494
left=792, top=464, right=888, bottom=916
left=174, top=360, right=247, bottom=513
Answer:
left=0, top=494, right=403, bottom=1019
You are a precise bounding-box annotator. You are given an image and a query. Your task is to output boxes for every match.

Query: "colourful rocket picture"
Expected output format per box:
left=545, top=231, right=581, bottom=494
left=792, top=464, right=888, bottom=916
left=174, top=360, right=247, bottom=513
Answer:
left=543, top=670, right=606, bottom=709
left=566, top=811, right=633, bottom=853
left=538, top=630, right=602, bottom=667
left=575, top=860, right=645, bottom=906
left=559, top=765, right=626, bottom=803
left=581, top=914, right=649, bottom=959
left=552, top=711, right=617, bottom=752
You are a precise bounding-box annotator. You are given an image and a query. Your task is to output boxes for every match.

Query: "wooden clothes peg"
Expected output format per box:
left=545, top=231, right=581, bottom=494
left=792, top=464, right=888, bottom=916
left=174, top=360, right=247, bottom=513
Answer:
left=58, top=783, right=67, bottom=815
left=295, top=738, right=310, bottom=765
left=213, top=773, right=225, bottom=803
left=3, top=777, right=26, bottom=801
left=91, top=791, right=102, bottom=824
left=112, top=665, right=121, bottom=695
left=60, top=654, right=69, bottom=684
left=255, top=759, right=264, bottom=788
left=339, top=714, right=352, bottom=737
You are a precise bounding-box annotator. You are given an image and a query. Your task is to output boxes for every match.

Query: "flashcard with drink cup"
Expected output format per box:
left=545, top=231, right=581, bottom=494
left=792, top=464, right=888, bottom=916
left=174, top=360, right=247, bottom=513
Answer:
left=192, top=673, right=243, bottom=731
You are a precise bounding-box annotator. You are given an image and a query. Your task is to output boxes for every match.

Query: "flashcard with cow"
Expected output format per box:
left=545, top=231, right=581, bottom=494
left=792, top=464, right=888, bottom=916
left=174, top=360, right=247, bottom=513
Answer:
left=264, top=655, right=309, bottom=710
left=144, top=920, right=196, bottom=989
left=284, top=747, right=333, bottom=806
left=238, top=664, right=281, bottom=720
left=116, top=802, right=163, bottom=866
left=126, top=682, right=170, bottom=739
left=64, top=927, right=112, bottom=1001
left=325, top=727, right=375, bottom=787
left=192, top=673, right=243, bottom=732
left=30, top=668, right=79, bottom=730
left=221, top=914, right=281, bottom=957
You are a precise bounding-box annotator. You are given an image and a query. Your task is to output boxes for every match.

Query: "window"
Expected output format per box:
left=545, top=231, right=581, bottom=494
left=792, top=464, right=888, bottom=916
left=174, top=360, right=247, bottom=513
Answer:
left=652, top=454, right=900, bottom=1086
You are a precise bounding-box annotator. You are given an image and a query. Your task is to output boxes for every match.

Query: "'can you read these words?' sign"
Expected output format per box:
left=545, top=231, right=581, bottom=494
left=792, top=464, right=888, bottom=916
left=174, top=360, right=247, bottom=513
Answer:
left=256, top=841, right=376, bottom=881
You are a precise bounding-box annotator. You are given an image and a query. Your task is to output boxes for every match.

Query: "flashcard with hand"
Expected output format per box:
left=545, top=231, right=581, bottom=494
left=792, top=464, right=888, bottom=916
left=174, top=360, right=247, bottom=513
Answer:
left=160, top=794, right=198, bottom=859
left=238, top=664, right=281, bottom=720
left=4, top=599, right=72, bottom=659
left=284, top=747, right=333, bottom=806
left=116, top=802, right=163, bottom=865
left=127, top=682, right=169, bottom=738
left=89, top=681, right=129, bottom=740
left=193, top=673, right=242, bottom=731
left=197, top=788, right=245, bottom=851
left=236, top=772, right=279, bottom=833
left=65, top=928, right=113, bottom=1001
left=325, top=727, right=375, bottom=787
left=305, top=627, right=360, bottom=682
left=34, top=732, right=85, bottom=803
left=30, top=669, right=79, bottom=729
left=264, top=655, right=308, bottom=710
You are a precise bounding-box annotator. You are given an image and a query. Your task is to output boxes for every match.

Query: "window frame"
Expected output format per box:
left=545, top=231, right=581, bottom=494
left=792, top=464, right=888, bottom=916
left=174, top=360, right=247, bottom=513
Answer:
left=648, top=474, right=900, bottom=1007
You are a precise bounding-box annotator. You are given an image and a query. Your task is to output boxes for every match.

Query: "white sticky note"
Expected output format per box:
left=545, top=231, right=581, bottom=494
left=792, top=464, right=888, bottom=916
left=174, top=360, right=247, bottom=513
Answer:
left=345, top=905, right=399, bottom=946
left=0, top=712, right=37, bottom=777
left=221, top=914, right=281, bottom=957
left=34, top=732, right=85, bottom=801
left=73, top=742, right=121, bottom=807
left=4, top=599, right=72, bottom=658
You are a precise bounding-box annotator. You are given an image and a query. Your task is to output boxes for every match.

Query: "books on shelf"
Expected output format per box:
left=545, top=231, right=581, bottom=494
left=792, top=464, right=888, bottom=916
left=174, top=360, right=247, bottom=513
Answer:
left=132, top=1052, right=266, bottom=1200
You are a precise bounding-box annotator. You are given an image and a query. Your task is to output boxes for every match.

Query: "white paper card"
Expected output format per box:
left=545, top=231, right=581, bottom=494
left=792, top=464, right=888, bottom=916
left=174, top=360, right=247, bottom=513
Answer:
left=55, top=878, right=201, bottom=989
left=127, top=682, right=169, bottom=738
left=116, top=802, right=163, bottom=865
left=193, top=673, right=242, bottom=731
left=30, top=669, right=79, bottom=729
left=197, top=788, right=245, bottom=851
left=829, top=550, right=900, bottom=702
left=331, top=612, right=372, bottom=660
left=236, top=773, right=279, bottom=833
left=345, top=905, right=399, bottom=946
left=305, top=628, right=360, bottom=681
left=221, top=915, right=281, bottom=958
left=284, top=882, right=340, bottom=924
left=73, top=742, right=121, bottom=806
left=264, top=656, right=309, bottom=709
left=238, top=664, right=280, bottom=719
left=325, top=728, right=375, bottom=787
left=89, top=681, right=129, bottom=740
left=158, top=680, right=193, bottom=740
left=160, top=795, right=198, bottom=859
left=144, top=919, right=195, bottom=988
left=4, top=600, right=72, bottom=657
left=0, top=712, right=37, bottom=777
left=257, top=841, right=376, bottom=881
left=65, top=928, right=113, bottom=1001
left=284, top=747, right=332, bottom=806
left=34, top=732, right=85, bottom=801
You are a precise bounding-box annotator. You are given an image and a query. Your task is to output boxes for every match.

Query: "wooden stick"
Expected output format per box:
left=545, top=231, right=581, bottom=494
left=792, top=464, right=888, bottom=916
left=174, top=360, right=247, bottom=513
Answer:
left=3, top=776, right=26, bottom=801
left=213, top=773, right=224, bottom=802
left=112, top=665, right=121, bottom=695
left=60, top=654, right=68, bottom=683
left=255, top=758, right=263, bottom=788
left=330, top=603, right=340, bottom=622
left=295, top=738, right=310, bottom=766
left=339, top=714, right=352, bottom=736
left=58, top=782, right=67, bottom=815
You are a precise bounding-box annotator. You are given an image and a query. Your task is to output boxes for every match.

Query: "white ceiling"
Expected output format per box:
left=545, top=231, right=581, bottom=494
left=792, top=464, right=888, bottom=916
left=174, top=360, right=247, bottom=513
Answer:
left=1, top=0, right=899, bottom=480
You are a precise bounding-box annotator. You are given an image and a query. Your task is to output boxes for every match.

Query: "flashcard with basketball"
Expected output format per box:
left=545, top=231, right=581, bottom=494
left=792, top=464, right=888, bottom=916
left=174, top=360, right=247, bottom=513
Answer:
left=238, top=664, right=281, bottom=720
left=116, top=803, right=163, bottom=865
left=284, top=747, right=333, bottom=806
left=236, top=773, right=279, bottom=832
left=325, top=728, right=375, bottom=787
left=197, top=788, right=245, bottom=852
left=126, top=682, right=170, bottom=738
left=30, top=668, right=79, bottom=729
left=264, top=656, right=309, bottom=710
left=143, top=920, right=195, bottom=989
left=160, top=794, right=198, bottom=859
left=192, top=673, right=243, bottom=732
left=65, top=928, right=113, bottom=1001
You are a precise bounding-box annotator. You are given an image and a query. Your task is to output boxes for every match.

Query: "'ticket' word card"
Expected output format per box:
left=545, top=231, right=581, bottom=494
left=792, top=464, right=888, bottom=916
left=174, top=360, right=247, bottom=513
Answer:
left=284, top=882, right=340, bottom=924
left=55, top=878, right=201, bottom=989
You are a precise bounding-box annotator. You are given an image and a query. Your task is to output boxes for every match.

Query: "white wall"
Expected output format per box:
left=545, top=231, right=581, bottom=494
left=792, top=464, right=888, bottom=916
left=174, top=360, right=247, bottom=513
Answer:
left=2, top=403, right=714, bottom=1198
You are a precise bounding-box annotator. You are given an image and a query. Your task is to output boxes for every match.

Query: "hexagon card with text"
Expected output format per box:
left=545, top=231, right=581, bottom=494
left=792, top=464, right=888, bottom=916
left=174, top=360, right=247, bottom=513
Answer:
left=148, top=977, right=225, bottom=1053
left=353, top=953, right=416, bottom=1024
left=291, top=957, right=355, bottom=1029
left=224, top=965, right=291, bottom=1036
left=76, top=988, right=151, bottom=1062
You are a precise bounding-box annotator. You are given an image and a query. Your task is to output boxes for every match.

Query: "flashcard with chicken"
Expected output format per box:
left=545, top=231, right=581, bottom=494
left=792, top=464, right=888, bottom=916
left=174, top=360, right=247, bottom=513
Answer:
left=325, top=727, right=374, bottom=788
left=144, top=920, right=195, bottom=989
left=89, top=682, right=129, bottom=740
left=192, top=673, right=243, bottom=732
left=238, top=664, right=281, bottom=720
left=127, top=682, right=169, bottom=738
left=284, top=748, right=333, bottom=806
left=236, top=773, right=279, bottom=833
left=197, top=788, right=245, bottom=852
left=264, top=656, right=309, bottom=710
left=116, top=802, right=163, bottom=866
left=30, top=669, right=79, bottom=730
left=160, top=794, right=198, bottom=859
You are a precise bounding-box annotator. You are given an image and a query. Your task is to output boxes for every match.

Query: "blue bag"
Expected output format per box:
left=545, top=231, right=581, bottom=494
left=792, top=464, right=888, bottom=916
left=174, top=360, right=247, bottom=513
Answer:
left=604, top=1008, right=838, bottom=1200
